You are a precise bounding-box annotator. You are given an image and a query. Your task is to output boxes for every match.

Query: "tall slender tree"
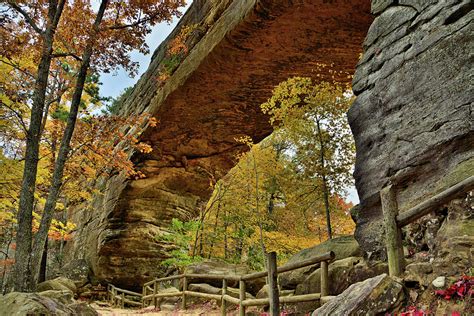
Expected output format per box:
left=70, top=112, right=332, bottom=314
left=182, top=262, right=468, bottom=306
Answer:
left=2, top=0, right=185, bottom=291
left=261, top=77, right=355, bottom=240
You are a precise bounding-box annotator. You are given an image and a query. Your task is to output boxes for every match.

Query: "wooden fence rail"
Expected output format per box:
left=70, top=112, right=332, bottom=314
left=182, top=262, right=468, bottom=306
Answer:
left=107, top=284, right=143, bottom=308
left=140, top=251, right=335, bottom=316
left=381, top=175, right=474, bottom=276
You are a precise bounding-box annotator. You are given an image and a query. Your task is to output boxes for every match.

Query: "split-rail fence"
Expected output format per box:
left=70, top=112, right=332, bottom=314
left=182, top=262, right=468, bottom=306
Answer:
left=108, top=251, right=335, bottom=315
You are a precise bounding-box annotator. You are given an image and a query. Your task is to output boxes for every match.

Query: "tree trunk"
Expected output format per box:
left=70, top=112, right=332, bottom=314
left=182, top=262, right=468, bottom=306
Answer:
left=38, top=239, right=48, bottom=283
left=192, top=213, right=203, bottom=259
left=13, top=1, right=65, bottom=292
left=30, top=0, right=109, bottom=286
left=322, top=175, right=332, bottom=239
left=1, top=223, right=14, bottom=294
left=223, top=208, right=228, bottom=260
left=267, top=192, right=275, bottom=215
left=316, top=120, right=332, bottom=240
left=252, top=152, right=266, bottom=260
left=208, top=199, right=221, bottom=259
left=199, top=219, right=204, bottom=257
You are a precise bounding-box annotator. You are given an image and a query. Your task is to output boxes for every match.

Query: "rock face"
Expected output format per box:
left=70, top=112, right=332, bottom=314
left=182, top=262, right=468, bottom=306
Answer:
left=349, top=0, right=474, bottom=258
left=312, top=273, right=404, bottom=316
left=279, top=235, right=362, bottom=289
left=36, top=277, right=77, bottom=294
left=430, top=194, right=474, bottom=277
left=0, top=291, right=97, bottom=316
left=66, top=0, right=371, bottom=289
left=295, top=257, right=388, bottom=296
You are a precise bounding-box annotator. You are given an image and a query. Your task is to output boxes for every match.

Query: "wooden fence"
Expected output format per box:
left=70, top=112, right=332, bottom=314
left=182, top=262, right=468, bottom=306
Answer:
left=141, top=251, right=335, bottom=316
left=381, top=175, right=474, bottom=277
left=107, top=283, right=143, bottom=308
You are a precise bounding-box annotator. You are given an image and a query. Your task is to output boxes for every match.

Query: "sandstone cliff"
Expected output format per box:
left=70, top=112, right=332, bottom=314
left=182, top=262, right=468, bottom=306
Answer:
left=349, top=0, right=473, bottom=258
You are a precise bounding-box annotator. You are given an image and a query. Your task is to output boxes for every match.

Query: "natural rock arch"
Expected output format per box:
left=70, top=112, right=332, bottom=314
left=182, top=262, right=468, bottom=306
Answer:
left=66, top=0, right=473, bottom=291
left=67, top=0, right=372, bottom=289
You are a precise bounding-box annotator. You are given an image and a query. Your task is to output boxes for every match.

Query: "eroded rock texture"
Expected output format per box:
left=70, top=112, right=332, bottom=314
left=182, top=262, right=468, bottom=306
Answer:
left=66, top=0, right=371, bottom=289
left=349, top=0, right=474, bottom=258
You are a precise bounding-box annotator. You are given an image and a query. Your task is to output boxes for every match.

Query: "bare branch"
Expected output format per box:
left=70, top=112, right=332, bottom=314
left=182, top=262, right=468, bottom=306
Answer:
left=51, top=52, right=83, bottom=62
left=108, top=12, right=162, bottom=30
left=6, top=2, right=43, bottom=34
left=52, top=0, right=66, bottom=27
left=0, top=101, right=28, bottom=133
left=0, top=59, right=35, bottom=79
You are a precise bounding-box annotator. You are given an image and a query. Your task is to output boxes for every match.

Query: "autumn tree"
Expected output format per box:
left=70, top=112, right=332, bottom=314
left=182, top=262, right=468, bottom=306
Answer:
left=1, top=0, right=185, bottom=291
left=261, top=77, right=355, bottom=239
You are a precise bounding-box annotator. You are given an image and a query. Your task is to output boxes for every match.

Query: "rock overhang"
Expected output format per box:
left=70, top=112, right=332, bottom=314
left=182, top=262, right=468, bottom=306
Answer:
left=127, top=0, right=372, bottom=179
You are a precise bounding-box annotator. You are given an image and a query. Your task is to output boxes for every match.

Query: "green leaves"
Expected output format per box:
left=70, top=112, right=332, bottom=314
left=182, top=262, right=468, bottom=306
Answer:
left=157, top=219, right=203, bottom=269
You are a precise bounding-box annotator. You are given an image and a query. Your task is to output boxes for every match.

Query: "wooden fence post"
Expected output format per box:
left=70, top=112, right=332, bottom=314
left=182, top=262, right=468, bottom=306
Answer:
left=381, top=184, right=405, bottom=276
left=239, top=279, right=246, bottom=316
left=221, top=278, right=227, bottom=316
left=182, top=275, right=188, bottom=309
left=320, top=260, right=329, bottom=297
left=267, top=251, right=280, bottom=316
left=113, top=287, right=116, bottom=307
left=121, top=292, right=125, bottom=308
left=142, top=283, right=146, bottom=308
left=153, top=280, right=157, bottom=308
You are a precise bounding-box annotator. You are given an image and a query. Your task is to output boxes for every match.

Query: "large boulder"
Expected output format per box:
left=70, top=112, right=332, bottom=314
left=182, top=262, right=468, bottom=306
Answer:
left=37, top=290, right=74, bottom=305
left=0, top=291, right=97, bottom=316
left=312, top=274, right=405, bottom=315
left=188, top=283, right=221, bottom=295
left=188, top=283, right=254, bottom=300
left=295, top=257, right=387, bottom=296
left=184, top=260, right=265, bottom=295
left=68, top=302, right=98, bottom=316
left=256, top=285, right=294, bottom=299
left=280, top=236, right=362, bottom=289
left=36, top=277, right=77, bottom=294
left=60, top=259, right=91, bottom=288
left=154, top=287, right=181, bottom=307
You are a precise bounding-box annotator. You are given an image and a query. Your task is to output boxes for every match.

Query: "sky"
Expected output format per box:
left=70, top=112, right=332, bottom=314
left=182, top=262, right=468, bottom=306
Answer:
left=99, top=2, right=192, bottom=99
left=98, top=2, right=360, bottom=205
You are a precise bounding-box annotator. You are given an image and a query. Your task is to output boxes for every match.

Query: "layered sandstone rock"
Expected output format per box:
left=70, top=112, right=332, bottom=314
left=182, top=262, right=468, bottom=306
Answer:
left=66, top=0, right=371, bottom=289
left=312, top=274, right=405, bottom=316
left=349, top=0, right=474, bottom=258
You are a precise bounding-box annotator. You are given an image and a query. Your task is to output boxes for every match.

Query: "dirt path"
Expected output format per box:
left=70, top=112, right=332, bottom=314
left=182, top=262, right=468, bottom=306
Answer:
left=91, top=302, right=242, bottom=316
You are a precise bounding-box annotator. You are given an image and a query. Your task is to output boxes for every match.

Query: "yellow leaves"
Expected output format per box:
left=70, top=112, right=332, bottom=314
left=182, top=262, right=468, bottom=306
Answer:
left=195, top=77, right=357, bottom=266
left=261, top=231, right=320, bottom=254
left=235, top=135, right=254, bottom=148
left=0, top=210, right=14, bottom=225
left=48, top=218, right=76, bottom=241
